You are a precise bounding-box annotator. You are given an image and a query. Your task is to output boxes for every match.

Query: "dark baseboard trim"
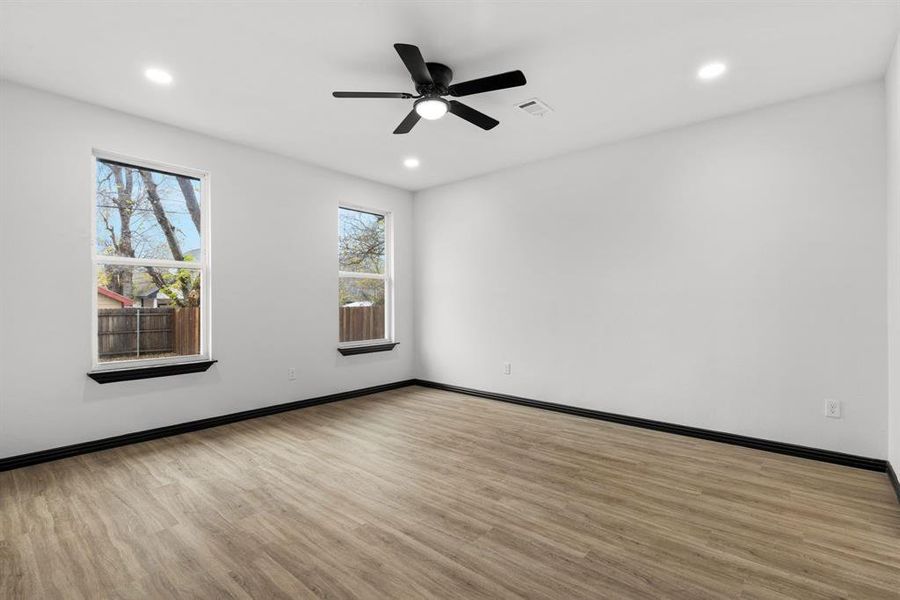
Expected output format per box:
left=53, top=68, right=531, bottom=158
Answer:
left=414, top=379, right=888, bottom=473
left=0, top=379, right=417, bottom=472
left=888, top=462, right=900, bottom=503
left=88, top=360, right=218, bottom=383
left=4, top=375, right=893, bottom=487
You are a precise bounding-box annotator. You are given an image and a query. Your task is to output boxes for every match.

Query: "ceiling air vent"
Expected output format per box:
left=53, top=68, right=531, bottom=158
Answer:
left=516, top=98, right=552, bottom=117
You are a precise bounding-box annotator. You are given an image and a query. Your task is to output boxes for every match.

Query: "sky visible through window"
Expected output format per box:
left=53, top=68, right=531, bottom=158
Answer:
left=339, top=207, right=384, bottom=274
left=96, top=160, right=201, bottom=261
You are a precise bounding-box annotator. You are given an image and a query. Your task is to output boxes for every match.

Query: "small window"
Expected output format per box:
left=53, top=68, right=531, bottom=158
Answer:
left=92, top=154, right=209, bottom=368
left=338, top=206, right=392, bottom=345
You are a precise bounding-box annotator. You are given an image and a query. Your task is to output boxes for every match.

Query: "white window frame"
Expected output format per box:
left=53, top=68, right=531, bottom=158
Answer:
left=90, top=149, right=212, bottom=370
left=338, top=203, right=394, bottom=348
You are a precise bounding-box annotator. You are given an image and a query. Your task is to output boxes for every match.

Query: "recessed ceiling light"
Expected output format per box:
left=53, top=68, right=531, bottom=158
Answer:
left=697, top=61, right=727, bottom=81
left=145, top=67, right=173, bottom=86
left=403, top=157, right=420, bottom=169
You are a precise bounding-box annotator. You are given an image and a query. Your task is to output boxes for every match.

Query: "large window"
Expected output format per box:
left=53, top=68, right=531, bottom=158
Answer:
left=338, top=206, right=392, bottom=346
left=92, top=153, right=209, bottom=368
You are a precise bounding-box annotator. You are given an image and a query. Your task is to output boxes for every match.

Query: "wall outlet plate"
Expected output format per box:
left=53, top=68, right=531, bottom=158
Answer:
left=288, top=368, right=297, bottom=381
left=503, top=362, right=511, bottom=375
left=825, top=399, right=841, bottom=419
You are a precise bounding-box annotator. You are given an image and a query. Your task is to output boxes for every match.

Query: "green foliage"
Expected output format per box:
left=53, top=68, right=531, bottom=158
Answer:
left=339, top=277, right=384, bottom=307
left=158, top=267, right=201, bottom=307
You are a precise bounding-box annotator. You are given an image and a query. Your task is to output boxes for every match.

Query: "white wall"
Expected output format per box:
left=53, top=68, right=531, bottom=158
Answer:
left=887, top=35, right=900, bottom=469
left=415, top=83, right=887, bottom=458
left=1, top=78, right=891, bottom=462
left=0, top=81, right=415, bottom=458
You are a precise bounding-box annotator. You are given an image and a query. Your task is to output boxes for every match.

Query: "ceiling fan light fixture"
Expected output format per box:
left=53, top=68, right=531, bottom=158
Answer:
left=414, top=97, right=449, bottom=120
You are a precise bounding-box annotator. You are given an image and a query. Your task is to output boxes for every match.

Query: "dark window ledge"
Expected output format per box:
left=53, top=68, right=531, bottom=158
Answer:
left=88, top=360, right=217, bottom=384
left=337, top=342, right=398, bottom=356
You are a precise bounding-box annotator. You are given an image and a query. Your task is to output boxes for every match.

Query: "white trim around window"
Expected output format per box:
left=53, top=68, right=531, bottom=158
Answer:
left=90, top=149, right=212, bottom=371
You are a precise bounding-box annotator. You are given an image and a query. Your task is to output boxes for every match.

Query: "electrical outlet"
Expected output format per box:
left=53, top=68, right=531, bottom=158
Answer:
left=825, top=399, right=841, bottom=419
left=288, top=368, right=297, bottom=381
left=503, top=362, right=511, bottom=375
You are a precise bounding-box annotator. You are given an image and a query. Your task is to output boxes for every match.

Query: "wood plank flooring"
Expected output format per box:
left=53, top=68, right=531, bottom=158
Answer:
left=2, top=386, right=899, bottom=599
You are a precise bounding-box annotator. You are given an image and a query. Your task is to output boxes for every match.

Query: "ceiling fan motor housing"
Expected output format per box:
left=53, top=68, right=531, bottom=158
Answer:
left=419, top=62, right=453, bottom=95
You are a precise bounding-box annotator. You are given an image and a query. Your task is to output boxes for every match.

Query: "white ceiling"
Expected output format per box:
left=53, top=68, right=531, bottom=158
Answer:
left=2, top=1, right=899, bottom=191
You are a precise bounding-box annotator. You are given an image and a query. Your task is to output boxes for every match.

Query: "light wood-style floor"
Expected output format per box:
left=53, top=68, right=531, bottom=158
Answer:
left=2, top=386, right=899, bottom=599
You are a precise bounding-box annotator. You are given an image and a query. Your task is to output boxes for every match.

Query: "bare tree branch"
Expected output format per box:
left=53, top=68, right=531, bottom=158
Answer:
left=139, top=170, right=184, bottom=262
left=176, top=176, right=201, bottom=234
left=102, top=164, right=137, bottom=295
left=140, top=170, right=199, bottom=305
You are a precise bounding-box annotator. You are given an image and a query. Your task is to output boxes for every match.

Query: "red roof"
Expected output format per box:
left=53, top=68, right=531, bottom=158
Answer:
left=97, top=286, right=133, bottom=307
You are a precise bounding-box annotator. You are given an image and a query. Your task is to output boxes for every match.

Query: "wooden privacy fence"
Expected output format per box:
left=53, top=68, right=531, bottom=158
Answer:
left=98, top=307, right=200, bottom=360
left=340, top=305, right=385, bottom=342
left=173, top=307, right=200, bottom=355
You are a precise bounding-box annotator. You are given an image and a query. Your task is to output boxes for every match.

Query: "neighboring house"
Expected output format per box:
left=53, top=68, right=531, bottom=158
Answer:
left=97, top=287, right=133, bottom=309
left=138, top=287, right=181, bottom=308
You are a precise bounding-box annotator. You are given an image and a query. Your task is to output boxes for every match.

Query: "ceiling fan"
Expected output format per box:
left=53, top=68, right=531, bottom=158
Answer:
left=333, top=43, right=527, bottom=134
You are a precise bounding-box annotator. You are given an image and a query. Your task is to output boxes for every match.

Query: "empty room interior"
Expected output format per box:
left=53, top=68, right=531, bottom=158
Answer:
left=3, top=1, right=900, bottom=598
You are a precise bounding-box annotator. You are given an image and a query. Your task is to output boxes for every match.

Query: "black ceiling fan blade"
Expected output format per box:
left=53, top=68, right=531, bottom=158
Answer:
left=393, top=109, right=421, bottom=134
left=449, top=100, right=499, bottom=130
left=333, top=91, right=414, bottom=99
left=448, top=70, right=527, bottom=97
left=394, top=43, right=433, bottom=85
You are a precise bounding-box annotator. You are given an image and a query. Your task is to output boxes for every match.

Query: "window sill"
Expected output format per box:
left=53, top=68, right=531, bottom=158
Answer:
left=337, top=342, right=398, bottom=356
left=88, top=360, right=217, bottom=384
